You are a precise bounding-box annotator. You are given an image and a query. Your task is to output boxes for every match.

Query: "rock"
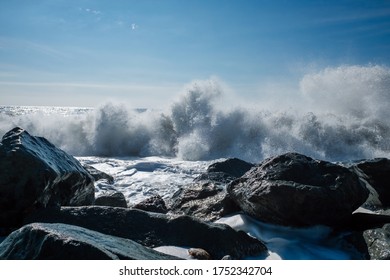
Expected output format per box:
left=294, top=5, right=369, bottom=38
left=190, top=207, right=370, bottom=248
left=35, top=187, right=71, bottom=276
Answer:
left=188, top=248, right=211, bottom=260
left=0, top=223, right=180, bottom=260
left=0, top=127, right=95, bottom=228
left=194, top=158, right=254, bottom=184
left=354, top=158, right=390, bottom=207
left=95, top=192, right=127, bottom=208
left=133, top=195, right=168, bottom=214
left=82, top=164, right=114, bottom=184
left=207, top=158, right=254, bottom=178
left=221, top=255, right=233, bottom=260
left=228, top=153, right=369, bottom=227
left=363, top=223, right=390, bottom=260
left=25, top=206, right=267, bottom=259
left=169, top=182, right=240, bottom=222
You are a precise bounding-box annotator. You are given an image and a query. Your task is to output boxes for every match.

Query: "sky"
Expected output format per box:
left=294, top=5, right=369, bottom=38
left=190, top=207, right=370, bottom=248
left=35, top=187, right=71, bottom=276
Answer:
left=0, top=0, right=390, bottom=107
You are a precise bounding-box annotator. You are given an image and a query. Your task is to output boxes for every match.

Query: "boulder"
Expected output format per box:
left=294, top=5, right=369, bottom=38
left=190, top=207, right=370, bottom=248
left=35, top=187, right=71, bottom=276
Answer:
left=95, top=192, right=127, bottom=208
left=194, top=158, right=254, bottom=184
left=207, top=158, right=254, bottom=178
left=363, top=223, right=390, bottom=260
left=228, top=153, right=369, bottom=227
left=354, top=158, right=390, bottom=207
left=25, top=206, right=267, bottom=259
left=0, top=223, right=180, bottom=260
left=0, top=127, right=95, bottom=228
left=169, top=182, right=240, bottom=221
left=133, top=195, right=168, bottom=214
left=82, top=164, right=114, bottom=184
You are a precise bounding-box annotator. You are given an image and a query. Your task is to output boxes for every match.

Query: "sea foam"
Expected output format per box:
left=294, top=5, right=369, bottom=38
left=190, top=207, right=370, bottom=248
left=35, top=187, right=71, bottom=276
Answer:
left=1, top=64, right=389, bottom=163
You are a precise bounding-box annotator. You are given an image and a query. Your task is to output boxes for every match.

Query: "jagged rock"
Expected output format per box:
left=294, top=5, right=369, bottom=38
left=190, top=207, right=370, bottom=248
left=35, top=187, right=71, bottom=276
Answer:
left=228, top=153, right=369, bottom=227
left=0, top=223, right=180, bottom=260
left=82, top=164, right=114, bottom=184
left=169, top=182, right=240, bottom=222
left=95, top=192, right=127, bottom=208
left=25, top=206, right=267, bottom=259
left=0, top=127, right=95, bottom=228
left=354, top=158, right=390, bottom=207
left=363, top=223, right=390, bottom=260
left=133, top=195, right=168, bottom=214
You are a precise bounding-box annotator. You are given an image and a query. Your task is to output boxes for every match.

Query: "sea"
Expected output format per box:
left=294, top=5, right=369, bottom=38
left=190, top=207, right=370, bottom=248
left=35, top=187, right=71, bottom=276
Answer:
left=1, top=74, right=390, bottom=259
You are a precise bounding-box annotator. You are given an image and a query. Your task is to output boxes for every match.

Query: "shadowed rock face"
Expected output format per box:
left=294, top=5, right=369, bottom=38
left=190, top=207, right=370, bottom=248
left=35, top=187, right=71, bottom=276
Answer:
left=0, top=223, right=181, bottom=260
left=228, top=153, right=369, bottom=227
left=0, top=127, right=95, bottom=228
left=355, top=158, right=390, bottom=207
left=25, top=206, right=267, bottom=260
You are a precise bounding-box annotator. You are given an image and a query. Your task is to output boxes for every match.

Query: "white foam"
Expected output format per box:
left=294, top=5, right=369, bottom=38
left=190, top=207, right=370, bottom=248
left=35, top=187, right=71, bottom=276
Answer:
left=1, top=65, right=390, bottom=162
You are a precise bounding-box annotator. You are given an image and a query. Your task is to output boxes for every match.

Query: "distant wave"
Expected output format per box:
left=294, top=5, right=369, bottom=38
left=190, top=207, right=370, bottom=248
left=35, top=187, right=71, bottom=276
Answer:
left=1, top=64, right=390, bottom=162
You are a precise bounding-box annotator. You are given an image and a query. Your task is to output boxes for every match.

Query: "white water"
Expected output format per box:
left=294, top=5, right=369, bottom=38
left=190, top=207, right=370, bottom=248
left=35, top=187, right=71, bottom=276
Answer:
left=1, top=65, right=390, bottom=163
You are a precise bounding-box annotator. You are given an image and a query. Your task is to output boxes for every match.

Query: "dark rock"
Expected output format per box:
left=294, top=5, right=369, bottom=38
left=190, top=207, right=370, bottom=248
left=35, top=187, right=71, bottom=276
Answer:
left=133, top=195, right=168, bottom=214
left=82, top=164, right=114, bottom=184
left=169, top=182, right=240, bottom=222
left=0, top=223, right=180, bottom=260
left=363, top=223, right=390, bottom=260
left=188, top=248, right=211, bottom=260
left=25, top=206, right=267, bottom=259
left=194, top=158, right=254, bottom=184
left=354, top=158, right=390, bottom=207
left=95, top=192, right=127, bottom=208
left=0, top=127, right=95, bottom=228
left=228, top=153, right=369, bottom=227
left=221, top=255, right=233, bottom=260
left=207, top=158, right=254, bottom=178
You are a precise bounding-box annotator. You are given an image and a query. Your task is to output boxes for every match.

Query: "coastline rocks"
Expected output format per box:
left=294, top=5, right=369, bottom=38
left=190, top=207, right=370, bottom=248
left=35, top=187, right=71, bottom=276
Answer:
left=95, top=192, right=127, bottom=208
left=354, top=158, right=390, bottom=207
left=25, top=206, right=267, bottom=259
left=169, top=182, right=240, bottom=222
left=363, top=223, right=390, bottom=260
left=0, top=127, right=95, bottom=228
left=82, top=164, right=114, bottom=184
left=133, top=195, right=168, bottom=214
left=0, top=223, right=180, bottom=260
left=228, top=153, right=369, bottom=227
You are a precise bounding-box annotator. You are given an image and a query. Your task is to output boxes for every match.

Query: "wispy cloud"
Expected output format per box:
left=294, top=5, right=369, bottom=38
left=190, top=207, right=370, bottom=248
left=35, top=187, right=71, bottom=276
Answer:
left=0, top=37, right=70, bottom=60
left=316, top=8, right=390, bottom=25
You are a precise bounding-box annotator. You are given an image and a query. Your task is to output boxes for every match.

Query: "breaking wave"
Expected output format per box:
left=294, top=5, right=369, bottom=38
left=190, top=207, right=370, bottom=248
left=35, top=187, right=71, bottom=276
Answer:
left=1, top=64, right=390, bottom=162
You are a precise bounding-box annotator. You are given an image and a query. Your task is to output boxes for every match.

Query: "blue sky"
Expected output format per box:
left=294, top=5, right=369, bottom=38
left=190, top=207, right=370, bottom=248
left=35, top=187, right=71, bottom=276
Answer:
left=1, top=0, right=390, bottom=107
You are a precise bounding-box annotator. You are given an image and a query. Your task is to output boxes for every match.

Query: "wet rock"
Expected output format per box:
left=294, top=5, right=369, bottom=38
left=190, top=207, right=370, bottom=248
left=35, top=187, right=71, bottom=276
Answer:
left=228, top=153, right=369, bottom=227
left=0, top=223, right=180, bottom=260
left=133, top=195, right=168, bottom=214
left=354, top=158, right=390, bottom=207
left=25, top=206, right=267, bottom=260
left=207, top=158, right=254, bottom=178
left=0, top=127, right=95, bottom=228
left=169, top=182, right=239, bottom=222
left=363, top=223, right=390, bottom=260
left=194, top=158, right=254, bottom=184
left=95, top=192, right=127, bottom=208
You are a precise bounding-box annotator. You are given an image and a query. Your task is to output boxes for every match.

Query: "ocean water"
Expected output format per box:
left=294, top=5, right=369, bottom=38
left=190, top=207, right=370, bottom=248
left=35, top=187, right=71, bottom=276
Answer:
left=1, top=65, right=390, bottom=259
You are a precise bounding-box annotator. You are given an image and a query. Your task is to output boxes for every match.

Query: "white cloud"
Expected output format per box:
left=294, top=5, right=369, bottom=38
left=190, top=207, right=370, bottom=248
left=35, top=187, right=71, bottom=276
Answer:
left=131, top=23, right=138, bottom=30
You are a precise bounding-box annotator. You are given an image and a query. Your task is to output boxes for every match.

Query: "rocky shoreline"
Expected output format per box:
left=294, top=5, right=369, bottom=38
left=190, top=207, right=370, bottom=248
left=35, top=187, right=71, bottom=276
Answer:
left=1, top=127, right=390, bottom=259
